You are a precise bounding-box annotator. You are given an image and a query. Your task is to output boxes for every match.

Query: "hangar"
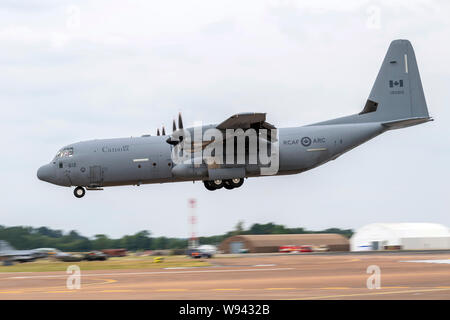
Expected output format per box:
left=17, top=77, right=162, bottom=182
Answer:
left=350, top=223, right=450, bottom=251
left=219, top=234, right=350, bottom=253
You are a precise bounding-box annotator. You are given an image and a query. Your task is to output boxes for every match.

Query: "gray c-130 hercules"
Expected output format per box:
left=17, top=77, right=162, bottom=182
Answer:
left=37, top=40, right=432, bottom=198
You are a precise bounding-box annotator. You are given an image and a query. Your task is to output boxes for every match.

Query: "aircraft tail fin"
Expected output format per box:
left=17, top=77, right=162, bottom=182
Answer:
left=363, top=39, right=429, bottom=121
left=313, top=40, right=431, bottom=127
left=0, top=241, right=15, bottom=252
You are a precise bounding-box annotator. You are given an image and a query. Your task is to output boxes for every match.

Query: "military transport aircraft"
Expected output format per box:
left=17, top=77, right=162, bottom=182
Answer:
left=37, top=40, right=431, bottom=198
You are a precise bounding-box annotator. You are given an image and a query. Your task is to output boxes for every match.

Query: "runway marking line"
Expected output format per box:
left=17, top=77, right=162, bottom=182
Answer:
left=82, top=278, right=117, bottom=287
left=401, top=259, right=450, bottom=264
left=213, top=288, right=242, bottom=291
left=293, top=287, right=450, bottom=300
left=6, top=267, right=294, bottom=279
left=320, top=287, right=351, bottom=290
left=1, top=285, right=449, bottom=296
left=0, top=278, right=117, bottom=295
left=156, top=289, right=188, bottom=292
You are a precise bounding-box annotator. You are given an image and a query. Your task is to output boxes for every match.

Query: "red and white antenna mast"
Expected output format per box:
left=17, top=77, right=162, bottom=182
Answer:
left=188, top=198, right=198, bottom=249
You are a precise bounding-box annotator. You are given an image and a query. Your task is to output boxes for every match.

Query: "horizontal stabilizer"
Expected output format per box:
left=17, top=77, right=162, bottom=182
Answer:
left=381, top=117, right=433, bottom=130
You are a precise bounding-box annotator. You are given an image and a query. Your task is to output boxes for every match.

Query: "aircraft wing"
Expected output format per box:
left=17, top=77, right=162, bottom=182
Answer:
left=216, top=113, right=276, bottom=130
left=197, top=112, right=276, bottom=153
left=167, top=112, right=276, bottom=147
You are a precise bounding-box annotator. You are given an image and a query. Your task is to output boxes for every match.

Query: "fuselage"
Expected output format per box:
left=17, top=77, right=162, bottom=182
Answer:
left=37, top=122, right=384, bottom=188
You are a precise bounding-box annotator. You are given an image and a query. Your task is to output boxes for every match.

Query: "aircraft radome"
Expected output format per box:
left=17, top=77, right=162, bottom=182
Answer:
left=37, top=40, right=432, bottom=198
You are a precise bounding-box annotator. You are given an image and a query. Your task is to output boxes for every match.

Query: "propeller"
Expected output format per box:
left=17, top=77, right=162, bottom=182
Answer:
left=162, top=126, right=166, bottom=136
left=167, top=112, right=184, bottom=145
left=157, top=128, right=160, bottom=136
left=178, top=112, right=183, bottom=129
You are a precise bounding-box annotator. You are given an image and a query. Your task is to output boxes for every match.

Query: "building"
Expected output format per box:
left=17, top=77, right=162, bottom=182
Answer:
left=219, top=234, right=350, bottom=253
left=101, top=249, right=127, bottom=257
left=350, top=223, right=450, bottom=251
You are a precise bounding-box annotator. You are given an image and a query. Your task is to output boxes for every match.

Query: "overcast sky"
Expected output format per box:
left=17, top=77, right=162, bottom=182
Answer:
left=1, top=0, right=449, bottom=239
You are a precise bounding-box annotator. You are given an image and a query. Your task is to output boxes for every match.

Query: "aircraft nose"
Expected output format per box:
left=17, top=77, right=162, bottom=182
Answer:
left=37, top=164, right=54, bottom=183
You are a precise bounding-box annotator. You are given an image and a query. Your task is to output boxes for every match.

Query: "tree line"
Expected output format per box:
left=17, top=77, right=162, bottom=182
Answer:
left=0, top=223, right=353, bottom=252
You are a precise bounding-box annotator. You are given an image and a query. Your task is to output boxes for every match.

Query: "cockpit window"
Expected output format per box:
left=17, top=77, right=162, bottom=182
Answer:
left=55, top=147, right=73, bottom=158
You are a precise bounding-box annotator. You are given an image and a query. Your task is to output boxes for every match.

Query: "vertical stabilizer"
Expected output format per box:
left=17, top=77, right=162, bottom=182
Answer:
left=313, top=40, right=431, bottom=127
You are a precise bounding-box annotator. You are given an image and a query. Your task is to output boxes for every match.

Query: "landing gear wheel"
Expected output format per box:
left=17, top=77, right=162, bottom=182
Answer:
left=74, top=186, right=85, bottom=198
left=212, top=179, right=224, bottom=189
left=230, top=178, right=244, bottom=188
left=203, top=181, right=216, bottom=191
left=223, top=180, right=235, bottom=190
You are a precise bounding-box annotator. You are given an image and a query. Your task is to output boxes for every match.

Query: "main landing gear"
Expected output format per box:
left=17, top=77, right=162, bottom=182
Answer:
left=73, top=186, right=85, bottom=198
left=203, top=178, right=244, bottom=191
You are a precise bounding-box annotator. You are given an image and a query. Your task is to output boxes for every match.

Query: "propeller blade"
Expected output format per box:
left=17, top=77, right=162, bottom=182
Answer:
left=172, top=119, right=177, bottom=132
left=162, top=126, right=166, bottom=136
left=157, top=128, right=160, bottom=136
left=178, top=112, right=183, bottom=129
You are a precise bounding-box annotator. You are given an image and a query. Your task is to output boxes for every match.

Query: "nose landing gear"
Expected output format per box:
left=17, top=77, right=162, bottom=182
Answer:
left=74, top=186, right=86, bottom=198
left=203, top=178, right=244, bottom=191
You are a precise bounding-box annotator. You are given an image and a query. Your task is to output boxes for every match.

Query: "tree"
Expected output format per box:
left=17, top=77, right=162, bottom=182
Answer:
left=233, top=221, right=244, bottom=235
left=134, top=231, right=152, bottom=250
left=36, top=227, right=62, bottom=238
left=0, top=223, right=353, bottom=252
left=92, top=234, right=113, bottom=250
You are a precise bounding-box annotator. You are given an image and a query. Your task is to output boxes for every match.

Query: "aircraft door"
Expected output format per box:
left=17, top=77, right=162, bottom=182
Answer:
left=158, top=154, right=172, bottom=179
left=155, top=144, right=173, bottom=179
left=148, top=157, right=158, bottom=180
left=147, top=145, right=172, bottom=180
left=89, top=165, right=103, bottom=186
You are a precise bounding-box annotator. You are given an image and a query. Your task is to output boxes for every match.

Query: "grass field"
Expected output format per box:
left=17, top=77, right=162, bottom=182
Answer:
left=0, top=255, right=212, bottom=273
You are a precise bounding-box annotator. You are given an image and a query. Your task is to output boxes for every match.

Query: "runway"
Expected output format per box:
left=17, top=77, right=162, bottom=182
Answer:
left=0, top=252, right=449, bottom=299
